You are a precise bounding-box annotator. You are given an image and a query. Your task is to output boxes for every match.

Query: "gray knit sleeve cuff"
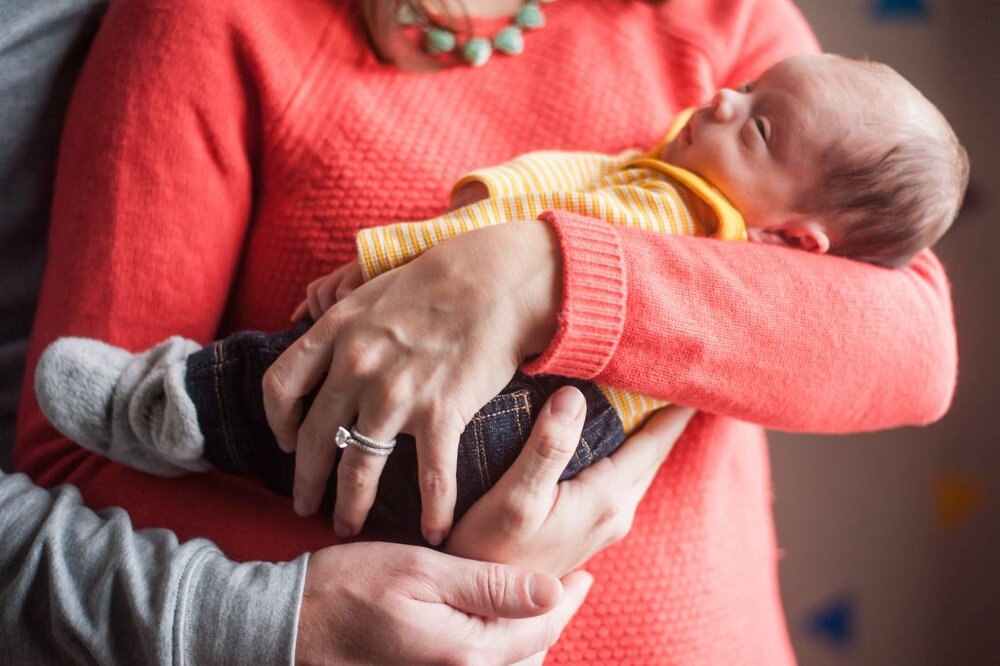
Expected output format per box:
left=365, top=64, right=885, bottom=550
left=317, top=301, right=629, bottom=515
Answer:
left=177, top=549, right=309, bottom=665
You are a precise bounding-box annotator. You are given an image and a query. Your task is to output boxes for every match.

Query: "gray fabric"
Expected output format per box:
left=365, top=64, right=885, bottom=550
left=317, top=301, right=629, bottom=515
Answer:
left=0, top=470, right=305, bottom=665
left=0, top=0, right=109, bottom=469
left=36, top=337, right=209, bottom=476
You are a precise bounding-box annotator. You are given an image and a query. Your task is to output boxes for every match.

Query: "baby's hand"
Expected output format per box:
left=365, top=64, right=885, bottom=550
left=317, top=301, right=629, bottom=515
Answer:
left=290, top=261, right=364, bottom=321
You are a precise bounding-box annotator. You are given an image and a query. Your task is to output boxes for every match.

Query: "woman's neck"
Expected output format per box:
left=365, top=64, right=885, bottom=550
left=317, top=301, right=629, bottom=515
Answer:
left=444, top=0, right=527, bottom=18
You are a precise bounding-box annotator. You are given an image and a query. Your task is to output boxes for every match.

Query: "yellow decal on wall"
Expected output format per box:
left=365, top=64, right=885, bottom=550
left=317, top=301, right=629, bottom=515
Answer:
left=935, top=471, right=986, bottom=531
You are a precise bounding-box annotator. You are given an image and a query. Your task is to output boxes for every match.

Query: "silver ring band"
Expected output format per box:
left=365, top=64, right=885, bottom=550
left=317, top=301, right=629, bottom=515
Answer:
left=349, top=426, right=396, bottom=451
left=335, top=425, right=396, bottom=457
left=347, top=438, right=394, bottom=456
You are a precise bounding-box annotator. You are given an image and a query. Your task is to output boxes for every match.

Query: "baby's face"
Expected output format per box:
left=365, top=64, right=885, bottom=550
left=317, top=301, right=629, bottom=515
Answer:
left=663, top=54, right=881, bottom=236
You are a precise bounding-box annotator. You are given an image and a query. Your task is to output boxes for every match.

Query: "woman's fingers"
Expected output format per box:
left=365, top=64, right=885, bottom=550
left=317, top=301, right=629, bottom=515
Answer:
left=293, top=370, right=359, bottom=517
left=263, top=314, right=340, bottom=452
left=333, top=447, right=390, bottom=537
left=332, top=402, right=408, bottom=537
left=413, top=418, right=464, bottom=545
left=494, top=387, right=586, bottom=506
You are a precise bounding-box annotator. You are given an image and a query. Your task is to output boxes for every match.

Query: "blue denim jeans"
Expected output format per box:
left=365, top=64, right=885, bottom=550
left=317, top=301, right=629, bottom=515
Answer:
left=186, top=320, right=625, bottom=543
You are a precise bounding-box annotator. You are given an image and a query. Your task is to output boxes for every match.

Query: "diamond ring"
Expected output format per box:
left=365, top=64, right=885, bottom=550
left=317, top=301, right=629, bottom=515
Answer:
left=335, top=425, right=396, bottom=456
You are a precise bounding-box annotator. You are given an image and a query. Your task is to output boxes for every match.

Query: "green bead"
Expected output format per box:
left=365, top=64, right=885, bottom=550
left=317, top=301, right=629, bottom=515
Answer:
left=424, top=27, right=456, bottom=55
left=493, top=26, right=524, bottom=55
left=462, top=38, right=492, bottom=66
left=515, top=3, right=545, bottom=29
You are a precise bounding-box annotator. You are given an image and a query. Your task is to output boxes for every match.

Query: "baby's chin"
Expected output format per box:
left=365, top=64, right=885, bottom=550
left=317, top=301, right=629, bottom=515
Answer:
left=660, top=141, right=680, bottom=163
left=661, top=124, right=692, bottom=163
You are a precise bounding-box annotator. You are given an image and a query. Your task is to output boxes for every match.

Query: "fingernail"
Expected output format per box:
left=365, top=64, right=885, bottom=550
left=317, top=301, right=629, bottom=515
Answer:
left=425, top=529, right=445, bottom=546
left=550, top=388, right=585, bottom=421
left=527, top=573, right=561, bottom=608
left=293, top=495, right=308, bottom=516
left=334, top=520, right=352, bottom=538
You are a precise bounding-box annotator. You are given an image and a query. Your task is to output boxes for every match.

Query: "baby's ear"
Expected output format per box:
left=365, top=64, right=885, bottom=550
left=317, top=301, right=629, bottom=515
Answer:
left=748, top=222, right=830, bottom=254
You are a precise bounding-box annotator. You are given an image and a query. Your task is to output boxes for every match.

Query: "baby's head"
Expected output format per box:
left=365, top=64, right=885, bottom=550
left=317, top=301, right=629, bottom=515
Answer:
left=662, top=54, right=969, bottom=267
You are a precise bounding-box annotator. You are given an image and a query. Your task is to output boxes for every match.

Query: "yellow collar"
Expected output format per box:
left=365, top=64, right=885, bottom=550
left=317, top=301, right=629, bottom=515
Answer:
left=634, top=108, right=747, bottom=242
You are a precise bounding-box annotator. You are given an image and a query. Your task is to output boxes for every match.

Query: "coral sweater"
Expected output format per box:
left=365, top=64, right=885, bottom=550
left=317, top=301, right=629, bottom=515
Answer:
left=16, top=0, right=956, bottom=663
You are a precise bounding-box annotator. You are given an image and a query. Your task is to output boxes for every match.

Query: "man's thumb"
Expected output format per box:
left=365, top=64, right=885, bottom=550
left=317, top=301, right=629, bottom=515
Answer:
left=439, top=560, right=563, bottom=619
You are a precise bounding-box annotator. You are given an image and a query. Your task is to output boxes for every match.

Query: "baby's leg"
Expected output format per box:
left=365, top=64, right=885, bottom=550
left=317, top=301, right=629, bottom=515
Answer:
left=35, top=320, right=312, bottom=483
left=37, top=327, right=628, bottom=542
left=35, top=336, right=209, bottom=476
left=184, top=323, right=310, bottom=494
left=365, top=372, right=626, bottom=542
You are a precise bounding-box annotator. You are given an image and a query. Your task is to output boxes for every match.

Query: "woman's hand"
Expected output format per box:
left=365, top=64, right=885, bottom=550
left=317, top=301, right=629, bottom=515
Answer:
left=263, top=221, right=562, bottom=544
left=296, top=540, right=593, bottom=665
left=447, top=387, right=695, bottom=576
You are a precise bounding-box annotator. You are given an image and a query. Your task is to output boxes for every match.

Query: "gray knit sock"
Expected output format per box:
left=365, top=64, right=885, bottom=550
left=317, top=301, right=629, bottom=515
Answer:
left=35, top=336, right=211, bottom=477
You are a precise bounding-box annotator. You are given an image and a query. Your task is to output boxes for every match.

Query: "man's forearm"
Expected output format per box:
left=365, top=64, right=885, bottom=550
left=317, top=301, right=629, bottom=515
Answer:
left=0, top=471, right=307, bottom=665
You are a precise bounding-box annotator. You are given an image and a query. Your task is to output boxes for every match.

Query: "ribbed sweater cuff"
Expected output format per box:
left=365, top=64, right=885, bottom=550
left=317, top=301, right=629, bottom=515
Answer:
left=523, top=211, right=626, bottom=379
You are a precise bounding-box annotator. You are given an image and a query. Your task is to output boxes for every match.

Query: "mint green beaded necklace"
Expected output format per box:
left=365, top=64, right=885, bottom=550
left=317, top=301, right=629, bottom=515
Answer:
left=396, top=0, right=554, bottom=67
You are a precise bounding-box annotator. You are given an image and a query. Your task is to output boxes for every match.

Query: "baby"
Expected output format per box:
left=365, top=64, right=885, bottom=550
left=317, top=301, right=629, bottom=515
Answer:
left=35, top=54, right=968, bottom=542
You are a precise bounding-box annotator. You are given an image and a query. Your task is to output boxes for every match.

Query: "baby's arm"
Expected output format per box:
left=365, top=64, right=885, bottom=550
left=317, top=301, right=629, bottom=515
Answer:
left=357, top=150, right=641, bottom=281
left=452, top=149, right=636, bottom=201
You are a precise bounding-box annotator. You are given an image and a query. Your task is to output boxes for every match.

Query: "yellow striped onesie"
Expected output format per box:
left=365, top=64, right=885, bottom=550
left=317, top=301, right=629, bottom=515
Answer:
left=355, top=111, right=747, bottom=434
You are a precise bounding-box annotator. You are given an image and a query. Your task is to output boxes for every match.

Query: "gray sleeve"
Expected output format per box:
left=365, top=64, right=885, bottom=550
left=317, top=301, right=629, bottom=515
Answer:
left=0, top=471, right=308, bottom=665
left=0, top=0, right=106, bottom=470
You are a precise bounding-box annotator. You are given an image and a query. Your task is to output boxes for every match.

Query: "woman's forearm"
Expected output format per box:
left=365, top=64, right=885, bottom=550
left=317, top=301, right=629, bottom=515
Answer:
left=528, top=212, right=956, bottom=433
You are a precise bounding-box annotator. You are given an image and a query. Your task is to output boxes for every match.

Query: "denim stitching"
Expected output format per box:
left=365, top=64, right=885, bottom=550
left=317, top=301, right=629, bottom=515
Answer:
left=472, top=415, right=490, bottom=489
left=470, top=389, right=532, bottom=490
left=577, top=431, right=594, bottom=466
left=212, top=341, right=242, bottom=471
left=512, top=391, right=528, bottom=444
left=472, top=405, right=531, bottom=421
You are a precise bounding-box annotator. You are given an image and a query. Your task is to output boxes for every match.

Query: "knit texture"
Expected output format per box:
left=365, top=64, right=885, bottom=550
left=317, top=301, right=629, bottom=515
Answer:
left=15, top=0, right=957, bottom=663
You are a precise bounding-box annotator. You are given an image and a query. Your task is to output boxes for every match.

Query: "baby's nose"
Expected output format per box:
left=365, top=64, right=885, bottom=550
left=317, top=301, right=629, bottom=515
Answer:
left=711, top=89, right=736, bottom=122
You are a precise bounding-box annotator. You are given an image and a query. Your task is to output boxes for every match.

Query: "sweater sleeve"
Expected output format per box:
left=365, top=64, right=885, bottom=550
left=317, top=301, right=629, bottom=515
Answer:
left=15, top=0, right=254, bottom=466
left=525, top=0, right=957, bottom=433
left=526, top=213, right=956, bottom=433
left=14, top=0, right=338, bottom=558
left=0, top=471, right=305, bottom=665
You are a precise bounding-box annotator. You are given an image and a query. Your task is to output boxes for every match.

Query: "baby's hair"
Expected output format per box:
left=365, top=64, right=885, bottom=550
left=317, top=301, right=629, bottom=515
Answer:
left=800, top=58, right=969, bottom=268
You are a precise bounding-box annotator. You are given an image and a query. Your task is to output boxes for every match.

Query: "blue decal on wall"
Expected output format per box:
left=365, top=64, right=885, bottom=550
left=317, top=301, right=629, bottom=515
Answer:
left=805, top=594, right=856, bottom=650
left=871, top=0, right=929, bottom=20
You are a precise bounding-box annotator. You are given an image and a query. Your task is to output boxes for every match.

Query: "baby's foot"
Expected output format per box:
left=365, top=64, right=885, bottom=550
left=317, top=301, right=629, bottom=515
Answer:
left=35, top=337, right=210, bottom=476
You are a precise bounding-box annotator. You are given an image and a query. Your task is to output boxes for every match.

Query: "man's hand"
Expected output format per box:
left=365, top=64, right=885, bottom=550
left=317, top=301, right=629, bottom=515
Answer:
left=295, top=541, right=593, bottom=665
left=448, top=387, right=695, bottom=576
